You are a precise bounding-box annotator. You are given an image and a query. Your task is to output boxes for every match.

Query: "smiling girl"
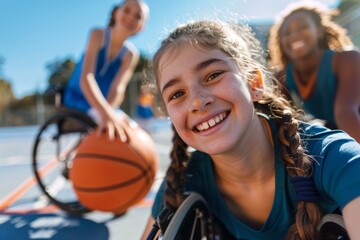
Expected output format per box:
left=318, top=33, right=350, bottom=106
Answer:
left=141, top=20, right=360, bottom=239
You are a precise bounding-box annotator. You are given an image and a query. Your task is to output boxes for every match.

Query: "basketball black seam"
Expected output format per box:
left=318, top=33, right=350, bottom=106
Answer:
left=73, top=153, right=154, bottom=192
left=76, top=153, right=147, bottom=171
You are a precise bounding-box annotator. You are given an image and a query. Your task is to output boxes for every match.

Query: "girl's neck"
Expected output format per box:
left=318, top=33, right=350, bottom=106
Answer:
left=110, top=27, right=127, bottom=46
left=212, top=115, right=275, bottom=185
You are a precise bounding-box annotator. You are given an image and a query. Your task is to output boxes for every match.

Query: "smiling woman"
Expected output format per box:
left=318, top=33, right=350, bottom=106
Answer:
left=268, top=0, right=360, bottom=142
left=61, top=0, right=149, bottom=142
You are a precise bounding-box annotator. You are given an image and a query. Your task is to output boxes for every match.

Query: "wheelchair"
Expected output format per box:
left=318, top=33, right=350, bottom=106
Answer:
left=147, top=193, right=222, bottom=240
left=32, top=86, right=97, bottom=215
left=147, top=192, right=350, bottom=240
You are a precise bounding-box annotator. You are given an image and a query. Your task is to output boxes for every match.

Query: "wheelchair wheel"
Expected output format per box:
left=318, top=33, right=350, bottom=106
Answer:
left=32, top=110, right=97, bottom=215
left=162, top=193, right=214, bottom=240
left=318, top=214, right=349, bottom=240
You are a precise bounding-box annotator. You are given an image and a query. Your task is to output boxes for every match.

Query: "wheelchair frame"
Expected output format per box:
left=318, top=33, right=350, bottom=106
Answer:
left=32, top=87, right=97, bottom=215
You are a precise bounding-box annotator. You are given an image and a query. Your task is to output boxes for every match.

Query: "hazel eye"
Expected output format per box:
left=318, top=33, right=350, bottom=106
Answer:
left=169, top=91, right=185, bottom=101
left=207, top=72, right=222, bottom=82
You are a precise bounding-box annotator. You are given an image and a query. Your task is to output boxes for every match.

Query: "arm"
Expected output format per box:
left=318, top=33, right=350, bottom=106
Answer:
left=342, top=196, right=360, bottom=239
left=80, top=29, right=130, bottom=141
left=140, top=216, right=156, bottom=240
left=333, top=50, right=360, bottom=142
left=106, top=47, right=140, bottom=108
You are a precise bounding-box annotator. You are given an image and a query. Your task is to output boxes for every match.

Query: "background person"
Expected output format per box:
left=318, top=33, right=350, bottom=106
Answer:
left=62, top=0, right=149, bottom=141
left=268, top=0, right=360, bottom=142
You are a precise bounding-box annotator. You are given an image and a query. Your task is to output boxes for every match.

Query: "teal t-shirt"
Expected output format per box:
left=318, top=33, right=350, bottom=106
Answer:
left=151, top=119, right=360, bottom=239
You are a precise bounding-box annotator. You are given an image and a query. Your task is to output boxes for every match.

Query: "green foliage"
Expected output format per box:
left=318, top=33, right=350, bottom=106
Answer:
left=0, top=78, right=15, bottom=110
left=46, top=58, right=76, bottom=88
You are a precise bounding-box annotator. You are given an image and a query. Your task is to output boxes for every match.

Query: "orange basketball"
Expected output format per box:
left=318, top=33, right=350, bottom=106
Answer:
left=69, top=126, right=158, bottom=213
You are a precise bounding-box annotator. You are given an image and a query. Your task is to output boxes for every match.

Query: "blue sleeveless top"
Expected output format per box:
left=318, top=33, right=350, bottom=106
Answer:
left=285, top=49, right=337, bottom=125
left=151, top=118, right=360, bottom=239
left=62, top=29, right=132, bottom=112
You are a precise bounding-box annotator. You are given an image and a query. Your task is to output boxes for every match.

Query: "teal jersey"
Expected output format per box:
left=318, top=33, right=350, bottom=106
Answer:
left=285, top=49, right=337, bottom=125
left=152, top=119, right=360, bottom=239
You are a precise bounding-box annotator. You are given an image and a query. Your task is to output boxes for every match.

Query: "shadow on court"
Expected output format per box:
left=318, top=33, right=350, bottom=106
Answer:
left=0, top=212, right=111, bottom=240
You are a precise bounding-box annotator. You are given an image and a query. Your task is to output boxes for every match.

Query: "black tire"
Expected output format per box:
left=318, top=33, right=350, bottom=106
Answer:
left=32, top=110, right=96, bottom=215
left=318, top=214, right=349, bottom=240
left=162, top=193, right=213, bottom=240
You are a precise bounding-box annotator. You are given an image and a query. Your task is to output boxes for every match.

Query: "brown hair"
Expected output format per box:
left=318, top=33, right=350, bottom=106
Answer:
left=108, top=5, right=119, bottom=27
left=153, top=20, right=322, bottom=239
left=268, top=1, right=353, bottom=69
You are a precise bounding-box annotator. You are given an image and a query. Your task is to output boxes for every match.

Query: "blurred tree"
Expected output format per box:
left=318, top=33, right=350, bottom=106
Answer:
left=46, top=57, right=76, bottom=89
left=0, top=78, right=15, bottom=110
left=0, top=57, right=16, bottom=110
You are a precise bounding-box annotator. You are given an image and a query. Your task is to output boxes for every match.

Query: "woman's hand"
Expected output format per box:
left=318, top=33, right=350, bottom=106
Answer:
left=92, top=109, right=136, bottom=142
left=97, top=114, right=128, bottom=142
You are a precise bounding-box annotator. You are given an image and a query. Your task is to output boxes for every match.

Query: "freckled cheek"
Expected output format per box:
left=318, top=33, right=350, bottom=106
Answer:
left=167, top=107, right=190, bottom=131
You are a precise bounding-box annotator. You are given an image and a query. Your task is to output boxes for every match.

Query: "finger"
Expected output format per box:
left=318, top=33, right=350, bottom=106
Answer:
left=115, top=125, right=128, bottom=142
left=108, top=123, right=115, bottom=141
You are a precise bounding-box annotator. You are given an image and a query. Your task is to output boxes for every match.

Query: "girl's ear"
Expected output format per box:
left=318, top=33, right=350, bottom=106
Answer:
left=249, top=70, right=264, bottom=102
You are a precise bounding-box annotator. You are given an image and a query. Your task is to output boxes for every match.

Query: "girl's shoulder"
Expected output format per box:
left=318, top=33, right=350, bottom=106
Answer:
left=333, top=49, right=360, bottom=71
left=123, top=40, right=139, bottom=56
left=87, top=27, right=106, bottom=47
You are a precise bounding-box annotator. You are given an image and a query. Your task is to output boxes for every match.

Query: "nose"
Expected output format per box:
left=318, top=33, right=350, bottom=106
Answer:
left=190, top=89, right=214, bottom=113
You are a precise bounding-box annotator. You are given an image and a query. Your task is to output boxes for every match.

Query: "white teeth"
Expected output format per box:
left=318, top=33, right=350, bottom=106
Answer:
left=195, top=112, right=227, bottom=132
left=291, top=41, right=305, bottom=50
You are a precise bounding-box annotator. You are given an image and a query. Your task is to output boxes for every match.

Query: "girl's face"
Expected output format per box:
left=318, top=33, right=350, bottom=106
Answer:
left=157, top=45, right=258, bottom=155
left=279, top=11, right=320, bottom=61
left=115, top=0, right=147, bottom=35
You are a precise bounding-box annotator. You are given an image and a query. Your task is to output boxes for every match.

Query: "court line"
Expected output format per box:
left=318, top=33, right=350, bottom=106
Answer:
left=0, top=158, right=57, bottom=210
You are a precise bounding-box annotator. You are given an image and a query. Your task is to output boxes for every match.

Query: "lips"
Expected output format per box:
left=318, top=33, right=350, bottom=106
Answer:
left=195, top=112, right=227, bottom=132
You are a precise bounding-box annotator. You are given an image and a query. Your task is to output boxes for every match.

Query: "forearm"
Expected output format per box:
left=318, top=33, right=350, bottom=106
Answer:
left=107, top=87, right=125, bottom=108
left=343, top=196, right=360, bottom=239
left=81, top=73, right=114, bottom=117
left=335, top=107, right=360, bottom=142
left=140, top=216, right=156, bottom=240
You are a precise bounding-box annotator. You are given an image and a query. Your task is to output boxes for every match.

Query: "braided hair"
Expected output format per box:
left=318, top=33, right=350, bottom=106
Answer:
left=152, top=20, right=323, bottom=239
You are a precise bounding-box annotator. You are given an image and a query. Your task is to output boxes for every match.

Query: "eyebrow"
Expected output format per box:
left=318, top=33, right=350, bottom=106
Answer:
left=194, top=58, right=225, bottom=72
left=161, top=58, right=226, bottom=94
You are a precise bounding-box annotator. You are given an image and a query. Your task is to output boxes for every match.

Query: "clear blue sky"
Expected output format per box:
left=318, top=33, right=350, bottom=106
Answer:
left=0, top=0, right=339, bottom=98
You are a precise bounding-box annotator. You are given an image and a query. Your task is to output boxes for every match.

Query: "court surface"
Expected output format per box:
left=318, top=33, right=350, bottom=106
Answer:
left=0, top=119, right=172, bottom=240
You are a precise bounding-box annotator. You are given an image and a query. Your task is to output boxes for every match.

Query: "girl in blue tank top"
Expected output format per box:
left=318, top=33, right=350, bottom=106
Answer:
left=268, top=1, right=360, bottom=142
left=62, top=0, right=149, bottom=141
left=140, top=19, right=360, bottom=239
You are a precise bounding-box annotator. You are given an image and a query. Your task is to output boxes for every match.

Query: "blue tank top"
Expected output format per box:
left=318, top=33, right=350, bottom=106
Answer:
left=285, top=49, right=337, bottom=125
left=62, top=29, right=132, bottom=112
